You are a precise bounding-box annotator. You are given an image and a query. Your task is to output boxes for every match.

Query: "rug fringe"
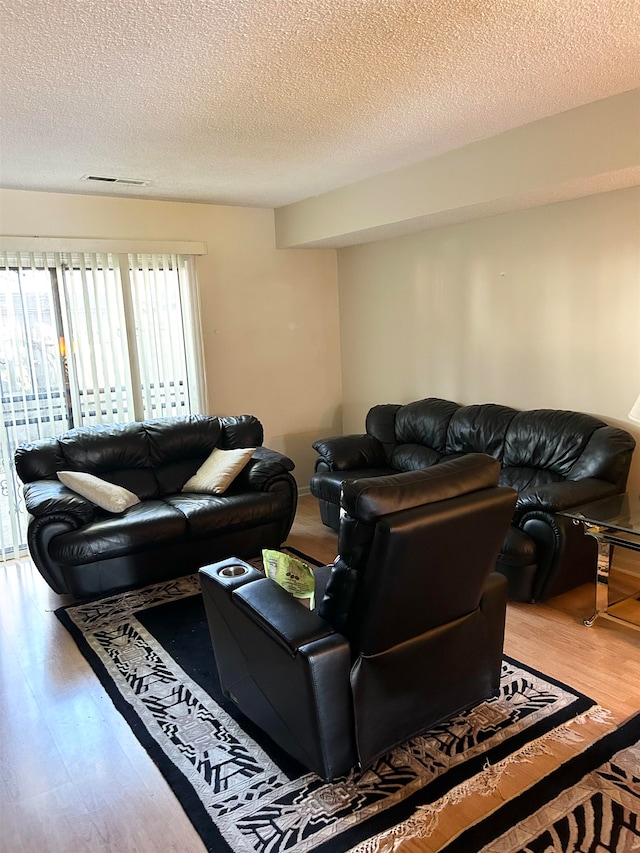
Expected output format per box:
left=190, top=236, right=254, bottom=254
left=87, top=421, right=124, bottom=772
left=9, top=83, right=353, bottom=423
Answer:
left=348, top=704, right=612, bottom=853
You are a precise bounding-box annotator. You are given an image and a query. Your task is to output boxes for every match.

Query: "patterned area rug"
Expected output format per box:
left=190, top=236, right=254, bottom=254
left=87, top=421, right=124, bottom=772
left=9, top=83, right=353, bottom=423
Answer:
left=56, top=552, right=607, bottom=853
left=438, top=710, right=640, bottom=852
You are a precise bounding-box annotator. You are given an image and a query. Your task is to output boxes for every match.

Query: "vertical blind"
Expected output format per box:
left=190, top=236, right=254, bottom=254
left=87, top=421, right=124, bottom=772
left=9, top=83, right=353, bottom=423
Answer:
left=0, top=250, right=206, bottom=561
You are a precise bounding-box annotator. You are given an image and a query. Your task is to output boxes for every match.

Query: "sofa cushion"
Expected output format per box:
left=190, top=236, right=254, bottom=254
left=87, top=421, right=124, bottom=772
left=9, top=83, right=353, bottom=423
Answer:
left=59, top=421, right=150, bottom=473
left=26, top=421, right=160, bottom=499
left=219, top=414, right=264, bottom=449
left=446, top=404, right=517, bottom=459
left=147, top=416, right=264, bottom=495
left=182, top=447, right=255, bottom=494
left=503, top=410, right=605, bottom=477
left=391, top=444, right=441, bottom=471
left=394, top=398, right=458, bottom=452
left=145, top=415, right=222, bottom=467
left=167, top=491, right=289, bottom=537
left=499, top=466, right=561, bottom=491
left=365, top=404, right=402, bottom=460
left=57, top=471, right=140, bottom=513
left=49, top=500, right=188, bottom=565
left=103, top=468, right=160, bottom=500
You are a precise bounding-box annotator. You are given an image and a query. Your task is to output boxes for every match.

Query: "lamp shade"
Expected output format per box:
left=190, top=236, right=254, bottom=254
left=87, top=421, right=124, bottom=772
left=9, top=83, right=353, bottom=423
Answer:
left=630, top=394, right=640, bottom=423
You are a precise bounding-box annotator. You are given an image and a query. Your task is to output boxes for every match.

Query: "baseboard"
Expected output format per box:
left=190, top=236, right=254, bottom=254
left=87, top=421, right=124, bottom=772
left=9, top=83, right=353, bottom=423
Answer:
left=298, top=485, right=311, bottom=496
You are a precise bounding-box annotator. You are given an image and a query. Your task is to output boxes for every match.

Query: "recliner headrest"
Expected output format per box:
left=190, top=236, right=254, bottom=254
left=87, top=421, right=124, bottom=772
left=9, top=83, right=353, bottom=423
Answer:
left=340, top=453, right=500, bottom=522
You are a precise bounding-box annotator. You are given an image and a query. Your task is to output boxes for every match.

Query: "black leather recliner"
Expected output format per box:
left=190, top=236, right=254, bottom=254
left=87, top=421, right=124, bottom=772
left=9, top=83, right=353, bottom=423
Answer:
left=199, top=454, right=517, bottom=781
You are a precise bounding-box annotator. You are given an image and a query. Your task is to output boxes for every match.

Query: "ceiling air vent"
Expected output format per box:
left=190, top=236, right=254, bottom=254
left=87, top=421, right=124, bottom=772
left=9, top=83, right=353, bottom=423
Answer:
left=82, top=174, right=150, bottom=187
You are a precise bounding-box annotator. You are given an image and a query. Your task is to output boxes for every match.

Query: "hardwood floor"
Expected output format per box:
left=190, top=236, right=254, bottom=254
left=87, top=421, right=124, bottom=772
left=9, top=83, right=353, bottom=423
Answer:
left=1, top=494, right=639, bottom=852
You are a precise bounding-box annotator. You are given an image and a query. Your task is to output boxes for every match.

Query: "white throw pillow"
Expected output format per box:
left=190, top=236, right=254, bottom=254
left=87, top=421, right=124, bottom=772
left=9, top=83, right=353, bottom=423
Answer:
left=182, top=447, right=255, bottom=495
left=57, top=471, right=140, bottom=514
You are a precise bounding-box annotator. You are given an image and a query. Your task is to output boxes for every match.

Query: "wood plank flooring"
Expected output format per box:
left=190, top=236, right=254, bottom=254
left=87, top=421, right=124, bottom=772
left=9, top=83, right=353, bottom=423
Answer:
left=1, top=494, right=639, bottom=852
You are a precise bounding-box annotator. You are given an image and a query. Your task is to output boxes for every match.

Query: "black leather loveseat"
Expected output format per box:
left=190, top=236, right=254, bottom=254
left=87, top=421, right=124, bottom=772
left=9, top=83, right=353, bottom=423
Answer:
left=311, top=399, right=635, bottom=602
left=15, top=414, right=297, bottom=598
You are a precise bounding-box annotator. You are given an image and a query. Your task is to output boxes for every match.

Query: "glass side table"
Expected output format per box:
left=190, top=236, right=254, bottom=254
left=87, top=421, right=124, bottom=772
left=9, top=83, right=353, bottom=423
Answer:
left=560, top=493, right=640, bottom=632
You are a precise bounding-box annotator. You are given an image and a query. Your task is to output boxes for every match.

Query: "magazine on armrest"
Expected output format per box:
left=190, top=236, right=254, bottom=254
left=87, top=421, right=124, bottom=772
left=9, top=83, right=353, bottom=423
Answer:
left=262, top=549, right=316, bottom=609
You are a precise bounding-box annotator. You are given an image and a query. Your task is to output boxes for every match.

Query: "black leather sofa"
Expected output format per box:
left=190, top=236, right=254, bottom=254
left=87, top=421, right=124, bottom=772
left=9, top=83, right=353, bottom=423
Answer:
left=15, top=414, right=297, bottom=598
left=311, top=399, right=636, bottom=602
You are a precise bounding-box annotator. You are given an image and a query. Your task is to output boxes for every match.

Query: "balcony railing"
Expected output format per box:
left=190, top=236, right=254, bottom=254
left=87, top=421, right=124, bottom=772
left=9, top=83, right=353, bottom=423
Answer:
left=0, top=380, right=187, bottom=561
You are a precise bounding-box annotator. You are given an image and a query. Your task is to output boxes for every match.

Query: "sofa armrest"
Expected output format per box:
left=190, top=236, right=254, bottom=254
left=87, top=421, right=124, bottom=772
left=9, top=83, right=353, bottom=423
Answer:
left=235, top=446, right=295, bottom=491
left=513, top=477, right=619, bottom=523
left=312, top=434, right=386, bottom=471
left=22, top=481, right=98, bottom=595
left=199, top=560, right=355, bottom=780
left=233, top=577, right=338, bottom=656
left=23, top=480, right=96, bottom=525
left=199, top=564, right=343, bottom=656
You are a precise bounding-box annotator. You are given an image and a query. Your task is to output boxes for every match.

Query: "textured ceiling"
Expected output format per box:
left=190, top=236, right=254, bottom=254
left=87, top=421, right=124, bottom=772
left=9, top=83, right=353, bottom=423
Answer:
left=0, top=0, right=639, bottom=209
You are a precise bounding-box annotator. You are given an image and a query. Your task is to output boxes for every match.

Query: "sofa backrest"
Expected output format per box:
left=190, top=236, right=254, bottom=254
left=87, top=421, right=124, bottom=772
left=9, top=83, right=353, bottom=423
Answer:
left=14, top=414, right=264, bottom=498
left=446, top=403, right=517, bottom=459
left=320, top=454, right=514, bottom=648
left=499, top=409, right=605, bottom=491
left=367, top=398, right=460, bottom=471
left=365, top=398, right=635, bottom=491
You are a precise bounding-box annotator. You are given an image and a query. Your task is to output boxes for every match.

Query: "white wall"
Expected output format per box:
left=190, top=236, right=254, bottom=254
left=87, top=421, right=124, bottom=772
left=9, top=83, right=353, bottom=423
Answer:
left=337, top=187, right=640, bottom=493
left=276, top=90, right=640, bottom=248
left=2, top=186, right=639, bottom=496
left=0, top=189, right=343, bottom=487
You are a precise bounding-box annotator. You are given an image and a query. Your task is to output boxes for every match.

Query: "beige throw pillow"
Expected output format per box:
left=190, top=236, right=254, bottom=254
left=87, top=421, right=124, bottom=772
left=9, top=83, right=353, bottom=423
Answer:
left=57, top=471, right=140, bottom=514
left=182, top=447, right=255, bottom=495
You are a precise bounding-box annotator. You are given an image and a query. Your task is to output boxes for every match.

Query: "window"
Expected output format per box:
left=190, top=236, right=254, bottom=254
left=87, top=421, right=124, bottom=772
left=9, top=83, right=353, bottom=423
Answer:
left=0, top=248, right=206, bottom=561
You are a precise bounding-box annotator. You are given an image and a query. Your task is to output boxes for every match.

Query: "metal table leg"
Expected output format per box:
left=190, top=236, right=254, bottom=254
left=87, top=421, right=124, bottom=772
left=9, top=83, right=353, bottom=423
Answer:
left=583, top=536, right=612, bottom=628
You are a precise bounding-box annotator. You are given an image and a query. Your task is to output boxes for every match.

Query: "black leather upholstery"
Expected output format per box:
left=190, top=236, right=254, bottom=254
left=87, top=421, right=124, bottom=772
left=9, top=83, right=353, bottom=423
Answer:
left=15, top=414, right=297, bottom=597
left=311, top=399, right=636, bottom=602
left=200, top=454, right=516, bottom=780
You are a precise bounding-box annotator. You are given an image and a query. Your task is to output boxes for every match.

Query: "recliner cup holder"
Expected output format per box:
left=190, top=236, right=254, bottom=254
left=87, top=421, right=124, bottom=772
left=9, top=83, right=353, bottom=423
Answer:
left=219, top=564, right=249, bottom=578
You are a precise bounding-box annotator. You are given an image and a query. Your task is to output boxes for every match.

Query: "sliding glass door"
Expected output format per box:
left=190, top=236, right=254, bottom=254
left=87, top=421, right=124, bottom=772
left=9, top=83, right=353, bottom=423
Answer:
left=0, top=250, right=204, bottom=561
